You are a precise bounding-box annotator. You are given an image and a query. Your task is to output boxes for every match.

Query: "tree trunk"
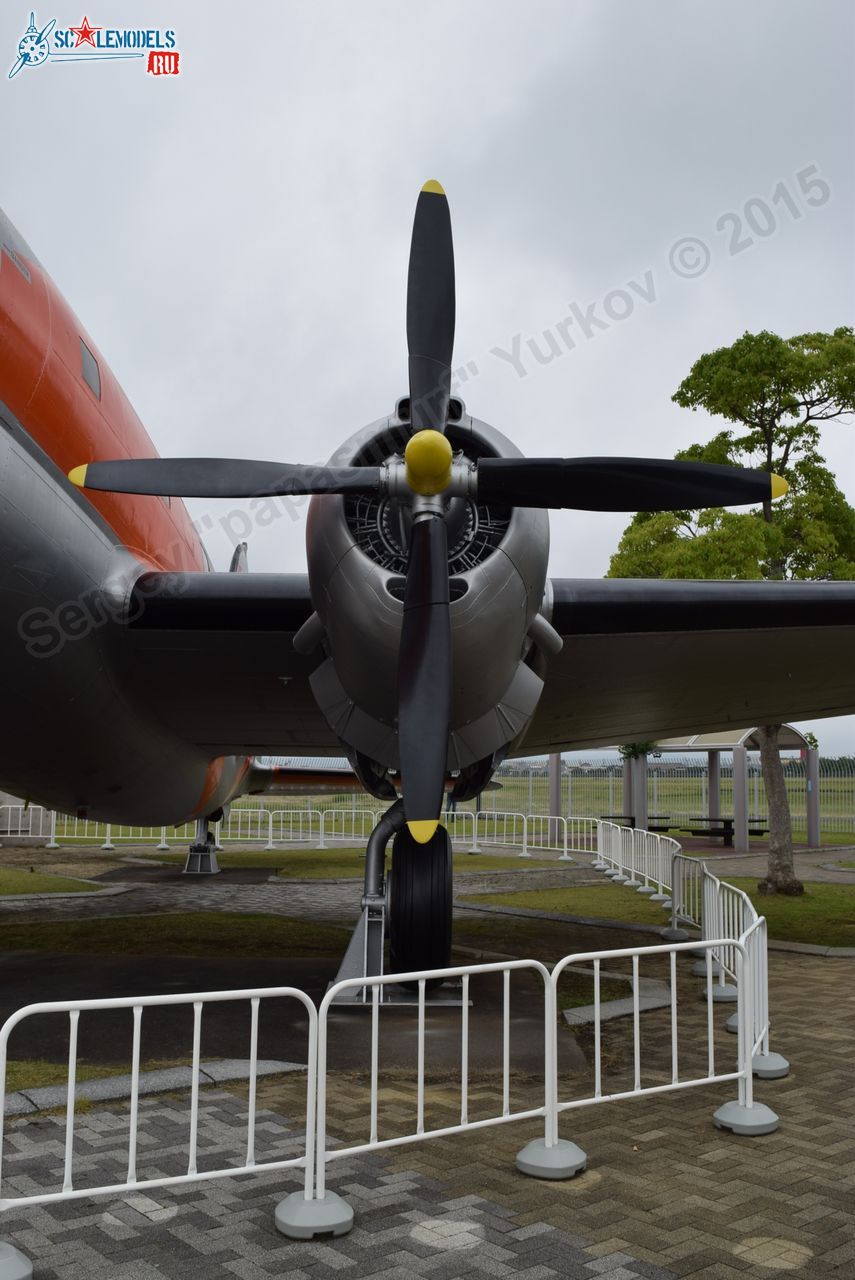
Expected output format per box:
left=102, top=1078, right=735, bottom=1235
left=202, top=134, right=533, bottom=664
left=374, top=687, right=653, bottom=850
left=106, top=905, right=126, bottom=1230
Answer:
left=756, top=723, right=804, bottom=895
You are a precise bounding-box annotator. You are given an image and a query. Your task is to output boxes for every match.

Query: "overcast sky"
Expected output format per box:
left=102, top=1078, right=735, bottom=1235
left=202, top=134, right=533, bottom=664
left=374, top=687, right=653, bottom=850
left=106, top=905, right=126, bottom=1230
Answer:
left=3, top=1, right=854, bottom=750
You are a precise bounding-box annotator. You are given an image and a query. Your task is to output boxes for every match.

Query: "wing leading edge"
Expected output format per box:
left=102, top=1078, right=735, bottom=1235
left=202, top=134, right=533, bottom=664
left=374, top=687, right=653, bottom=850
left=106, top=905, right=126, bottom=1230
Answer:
left=521, top=578, right=855, bottom=753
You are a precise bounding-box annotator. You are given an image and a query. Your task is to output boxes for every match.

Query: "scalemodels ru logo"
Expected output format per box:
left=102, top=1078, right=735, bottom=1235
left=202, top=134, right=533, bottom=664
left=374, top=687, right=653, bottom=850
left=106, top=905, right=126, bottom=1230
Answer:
left=9, top=11, right=181, bottom=78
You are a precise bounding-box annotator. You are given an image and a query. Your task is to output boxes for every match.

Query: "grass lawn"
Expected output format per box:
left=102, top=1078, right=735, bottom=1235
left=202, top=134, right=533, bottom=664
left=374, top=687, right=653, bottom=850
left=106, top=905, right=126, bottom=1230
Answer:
left=0, top=912, right=351, bottom=957
left=461, top=877, right=855, bottom=948
left=460, top=881, right=668, bottom=927
left=0, top=868, right=99, bottom=895
left=3, top=1057, right=198, bottom=1093
left=137, top=848, right=557, bottom=878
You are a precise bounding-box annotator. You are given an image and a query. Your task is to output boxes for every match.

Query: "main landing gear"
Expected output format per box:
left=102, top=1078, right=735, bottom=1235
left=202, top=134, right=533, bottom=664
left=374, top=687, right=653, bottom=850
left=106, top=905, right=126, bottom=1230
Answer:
left=329, top=800, right=454, bottom=1000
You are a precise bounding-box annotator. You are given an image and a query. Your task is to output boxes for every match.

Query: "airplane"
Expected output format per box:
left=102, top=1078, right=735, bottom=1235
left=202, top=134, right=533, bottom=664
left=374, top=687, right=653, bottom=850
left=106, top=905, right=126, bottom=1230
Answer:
left=2, top=181, right=854, bottom=977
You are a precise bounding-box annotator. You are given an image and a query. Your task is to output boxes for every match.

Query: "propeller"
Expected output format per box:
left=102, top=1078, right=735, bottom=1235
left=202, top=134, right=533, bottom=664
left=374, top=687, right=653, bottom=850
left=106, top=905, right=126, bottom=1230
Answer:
left=68, top=458, right=380, bottom=499
left=393, top=181, right=457, bottom=843
left=68, top=178, right=788, bottom=848
left=406, top=179, right=455, bottom=435
left=475, top=455, right=789, bottom=512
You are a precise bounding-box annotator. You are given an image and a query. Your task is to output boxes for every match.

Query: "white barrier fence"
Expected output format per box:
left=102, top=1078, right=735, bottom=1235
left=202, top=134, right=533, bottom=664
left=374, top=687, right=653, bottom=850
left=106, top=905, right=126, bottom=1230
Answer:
left=0, top=817, right=787, bottom=1263
left=0, top=986, right=318, bottom=1211
left=0, top=804, right=598, bottom=858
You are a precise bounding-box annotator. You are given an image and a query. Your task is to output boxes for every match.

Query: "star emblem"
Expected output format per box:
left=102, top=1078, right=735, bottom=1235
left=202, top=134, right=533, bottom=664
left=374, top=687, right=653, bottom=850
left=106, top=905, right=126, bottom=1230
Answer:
left=69, top=16, right=101, bottom=48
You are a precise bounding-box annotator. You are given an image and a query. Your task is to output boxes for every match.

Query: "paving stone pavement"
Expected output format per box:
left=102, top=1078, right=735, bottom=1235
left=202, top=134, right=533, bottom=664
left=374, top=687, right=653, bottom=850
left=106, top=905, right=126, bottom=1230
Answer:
left=0, top=865, right=599, bottom=926
left=0, top=945, right=852, bottom=1278
left=1, top=856, right=853, bottom=1277
left=0, top=1090, right=676, bottom=1280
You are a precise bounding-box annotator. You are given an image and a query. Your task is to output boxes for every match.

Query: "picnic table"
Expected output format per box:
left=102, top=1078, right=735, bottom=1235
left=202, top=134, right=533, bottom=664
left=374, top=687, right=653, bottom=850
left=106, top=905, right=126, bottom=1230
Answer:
left=599, top=814, right=672, bottom=832
left=679, top=817, right=770, bottom=847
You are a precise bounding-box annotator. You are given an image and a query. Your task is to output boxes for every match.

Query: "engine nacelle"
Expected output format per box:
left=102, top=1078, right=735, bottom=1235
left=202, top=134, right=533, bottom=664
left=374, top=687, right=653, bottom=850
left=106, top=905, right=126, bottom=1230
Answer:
left=303, top=401, right=551, bottom=774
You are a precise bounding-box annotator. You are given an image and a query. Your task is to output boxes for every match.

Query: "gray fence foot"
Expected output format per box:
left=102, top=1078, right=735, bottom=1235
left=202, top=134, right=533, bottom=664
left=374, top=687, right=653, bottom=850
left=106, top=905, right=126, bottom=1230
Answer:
left=713, top=1100, right=779, bottom=1135
left=660, top=927, right=689, bottom=941
left=516, top=1137, right=586, bottom=1180
left=275, top=1191, right=354, bottom=1239
left=0, top=1242, right=32, bottom=1279
left=752, top=1051, right=790, bottom=1079
left=702, top=983, right=738, bottom=1003
left=691, top=959, right=708, bottom=976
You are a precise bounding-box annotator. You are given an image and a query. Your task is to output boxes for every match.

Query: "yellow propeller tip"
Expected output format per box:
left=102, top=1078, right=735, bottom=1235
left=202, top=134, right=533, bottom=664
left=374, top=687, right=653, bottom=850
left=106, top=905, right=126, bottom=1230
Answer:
left=771, top=474, right=788, bottom=499
left=407, top=820, right=439, bottom=845
left=421, top=179, right=445, bottom=196
left=68, top=464, right=88, bottom=488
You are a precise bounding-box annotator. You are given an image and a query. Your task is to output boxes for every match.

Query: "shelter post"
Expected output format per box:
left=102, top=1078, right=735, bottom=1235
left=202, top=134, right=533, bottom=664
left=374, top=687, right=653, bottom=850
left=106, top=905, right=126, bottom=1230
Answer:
left=632, top=755, right=648, bottom=831
left=806, top=748, right=821, bottom=848
left=732, top=746, right=749, bottom=853
left=622, top=758, right=633, bottom=824
left=708, top=751, right=721, bottom=821
left=548, top=752, right=562, bottom=846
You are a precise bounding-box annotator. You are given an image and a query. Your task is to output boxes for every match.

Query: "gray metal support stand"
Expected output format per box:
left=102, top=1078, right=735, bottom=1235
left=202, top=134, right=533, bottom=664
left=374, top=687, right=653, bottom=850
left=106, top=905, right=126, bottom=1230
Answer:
left=806, top=747, right=821, bottom=848
left=0, top=1242, right=32, bottom=1279
left=182, top=817, right=220, bottom=874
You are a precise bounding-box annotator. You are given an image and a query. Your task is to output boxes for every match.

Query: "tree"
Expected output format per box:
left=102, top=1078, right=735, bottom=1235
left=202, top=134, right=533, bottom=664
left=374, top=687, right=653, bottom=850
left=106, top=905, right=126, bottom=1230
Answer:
left=609, top=328, right=855, bottom=894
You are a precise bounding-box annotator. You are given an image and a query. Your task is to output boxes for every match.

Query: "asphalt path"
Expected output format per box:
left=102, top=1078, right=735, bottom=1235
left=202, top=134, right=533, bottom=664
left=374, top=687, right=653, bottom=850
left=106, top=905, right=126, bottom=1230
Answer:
left=0, top=861, right=592, bottom=1077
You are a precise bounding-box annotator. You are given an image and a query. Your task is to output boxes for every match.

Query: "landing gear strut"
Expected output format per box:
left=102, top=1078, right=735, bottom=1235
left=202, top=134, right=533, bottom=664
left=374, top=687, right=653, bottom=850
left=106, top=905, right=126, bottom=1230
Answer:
left=182, top=816, right=220, bottom=875
left=329, top=801, right=454, bottom=1000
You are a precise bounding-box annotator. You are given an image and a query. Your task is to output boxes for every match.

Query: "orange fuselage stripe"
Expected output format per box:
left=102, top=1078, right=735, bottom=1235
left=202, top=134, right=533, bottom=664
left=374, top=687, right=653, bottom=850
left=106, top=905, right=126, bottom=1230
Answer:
left=0, top=240, right=205, bottom=572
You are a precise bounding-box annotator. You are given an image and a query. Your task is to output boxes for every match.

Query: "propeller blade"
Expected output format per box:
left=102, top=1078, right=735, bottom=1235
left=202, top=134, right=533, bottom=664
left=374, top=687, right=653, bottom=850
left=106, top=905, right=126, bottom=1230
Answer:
left=69, top=458, right=381, bottom=499
left=397, top=516, right=452, bottom=844
left=407, top=180, right=455, bottom=434
left=476, top=457, right=788, bottom=512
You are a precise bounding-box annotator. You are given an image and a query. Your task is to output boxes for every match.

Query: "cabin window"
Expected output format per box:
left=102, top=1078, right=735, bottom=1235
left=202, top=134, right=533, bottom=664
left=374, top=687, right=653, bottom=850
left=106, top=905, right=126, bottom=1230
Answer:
left=80, top=338, right=101, bottom=400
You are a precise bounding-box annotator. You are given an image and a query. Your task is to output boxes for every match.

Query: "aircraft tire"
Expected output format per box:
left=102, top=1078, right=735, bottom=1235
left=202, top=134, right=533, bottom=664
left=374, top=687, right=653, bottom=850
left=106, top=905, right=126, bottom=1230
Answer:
left=388, top=824, right=452, bottom=984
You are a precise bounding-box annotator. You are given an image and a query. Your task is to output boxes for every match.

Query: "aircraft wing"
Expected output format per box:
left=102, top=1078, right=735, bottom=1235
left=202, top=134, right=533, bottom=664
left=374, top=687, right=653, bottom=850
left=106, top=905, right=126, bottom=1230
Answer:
left=117, top=571, right=340, bottom=756
left=520, top=578, right=855, bottom=753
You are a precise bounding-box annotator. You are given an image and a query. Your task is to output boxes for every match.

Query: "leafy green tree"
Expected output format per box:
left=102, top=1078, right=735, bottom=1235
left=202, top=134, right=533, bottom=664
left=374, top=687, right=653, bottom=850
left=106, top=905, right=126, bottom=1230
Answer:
left=609, top=328, right=855, bottom=893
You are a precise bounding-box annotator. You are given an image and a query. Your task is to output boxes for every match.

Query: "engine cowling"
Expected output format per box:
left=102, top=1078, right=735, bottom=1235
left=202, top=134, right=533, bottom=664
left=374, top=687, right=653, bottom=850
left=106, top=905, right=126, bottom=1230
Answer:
left=303, top=400, right=551, bottom=776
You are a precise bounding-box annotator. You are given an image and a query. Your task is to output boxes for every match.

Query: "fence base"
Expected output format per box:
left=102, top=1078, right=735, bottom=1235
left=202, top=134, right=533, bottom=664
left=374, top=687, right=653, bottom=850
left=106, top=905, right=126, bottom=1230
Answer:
left=660, top=927, right=689, bottom=942
left=725, top=1011, right=739, bottom=1033
left=649, top=892, right=669, bottom=902
left=275, top=1191, right=354, bottom=1239
left=713, top=1100, right=779, bottom=1136
left=0, top=1242, right=32, bottom=1279
left=516, top=1137, right=587, bottom=1180
left=752, top=1051, right=790, bottom=1079
left=702, top=983, right=739, bottom=1003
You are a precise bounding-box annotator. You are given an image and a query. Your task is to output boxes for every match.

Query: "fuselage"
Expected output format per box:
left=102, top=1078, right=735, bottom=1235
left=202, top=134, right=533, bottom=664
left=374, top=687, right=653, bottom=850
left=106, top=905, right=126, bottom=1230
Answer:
left=0, top=206, right=248, bottom=822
